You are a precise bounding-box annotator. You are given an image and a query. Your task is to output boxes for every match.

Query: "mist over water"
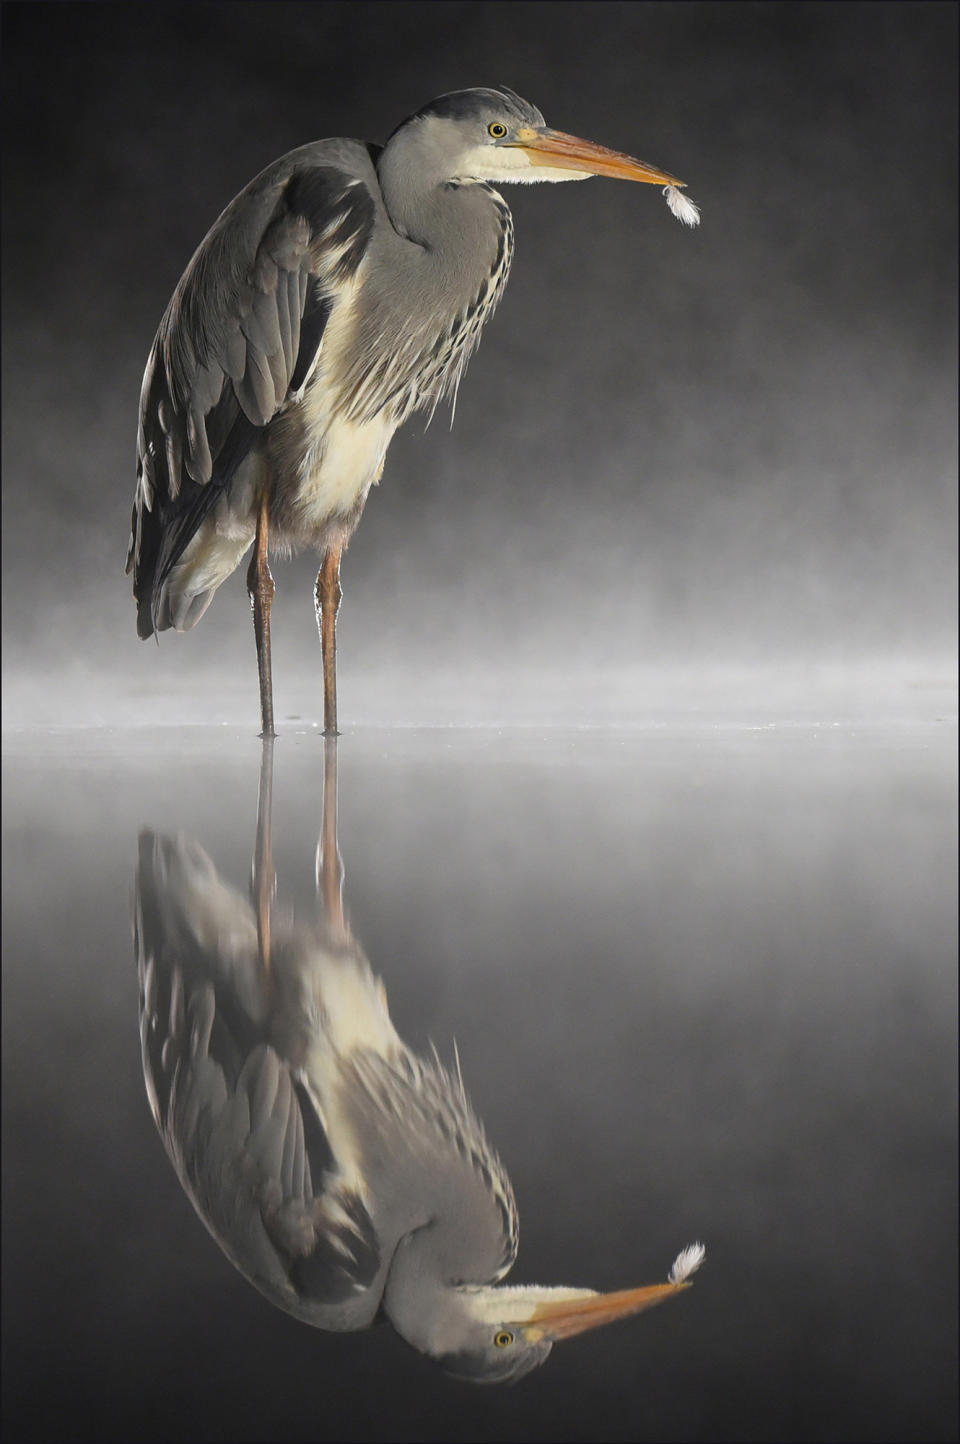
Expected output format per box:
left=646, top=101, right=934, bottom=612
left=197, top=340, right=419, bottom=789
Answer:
left=2, top=4, right=957, bottom=1441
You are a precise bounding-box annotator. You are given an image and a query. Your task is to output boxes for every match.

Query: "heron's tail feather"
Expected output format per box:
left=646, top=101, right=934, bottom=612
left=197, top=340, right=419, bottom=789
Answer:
left=153, top=527, right=255, bottom=633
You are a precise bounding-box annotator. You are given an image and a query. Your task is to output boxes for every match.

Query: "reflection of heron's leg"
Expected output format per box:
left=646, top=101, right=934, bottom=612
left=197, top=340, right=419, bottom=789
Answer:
left=252, top=735, right=276, bottom=971
left=247, top=484, right=276, bottom=738
left=315, top=543, right=343, bottom=738
left=317, top=735, right=347, bottom=941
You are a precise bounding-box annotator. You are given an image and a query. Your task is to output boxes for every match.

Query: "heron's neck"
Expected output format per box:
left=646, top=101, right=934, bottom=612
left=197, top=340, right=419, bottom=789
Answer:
left=377, top=138, right=504, bottom=250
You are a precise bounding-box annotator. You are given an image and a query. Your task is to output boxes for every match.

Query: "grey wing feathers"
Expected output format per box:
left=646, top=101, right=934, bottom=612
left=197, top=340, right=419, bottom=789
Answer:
left=127, top=147, right=378, bottom=639
left=135, top=830, right=382, bottom=1308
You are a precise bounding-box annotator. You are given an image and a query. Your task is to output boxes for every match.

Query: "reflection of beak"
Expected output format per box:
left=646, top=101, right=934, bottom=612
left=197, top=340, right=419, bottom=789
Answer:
left=512, top=126, right=685, bottom=187
left=525, top=1282, right=690, bottom=1343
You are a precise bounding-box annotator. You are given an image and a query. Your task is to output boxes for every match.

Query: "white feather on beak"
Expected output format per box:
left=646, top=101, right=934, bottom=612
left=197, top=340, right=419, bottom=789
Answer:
left=663, top=185, right=701, bottom=228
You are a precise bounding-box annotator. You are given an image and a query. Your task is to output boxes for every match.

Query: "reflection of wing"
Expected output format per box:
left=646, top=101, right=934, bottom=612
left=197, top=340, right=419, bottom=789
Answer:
left=135, top=831, right=382, bottom=1324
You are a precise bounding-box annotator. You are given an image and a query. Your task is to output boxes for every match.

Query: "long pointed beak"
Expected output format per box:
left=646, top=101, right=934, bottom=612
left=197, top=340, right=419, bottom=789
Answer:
left=512, top=127, right=685, bottom=187
left=525, top=1281, right=690, bottom=1343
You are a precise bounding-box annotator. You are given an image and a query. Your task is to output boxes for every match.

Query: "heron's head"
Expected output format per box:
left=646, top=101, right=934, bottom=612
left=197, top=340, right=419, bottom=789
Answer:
left=433, top=1280, right=694, bottom=1385
left=384, top=86, right=685, bottom=189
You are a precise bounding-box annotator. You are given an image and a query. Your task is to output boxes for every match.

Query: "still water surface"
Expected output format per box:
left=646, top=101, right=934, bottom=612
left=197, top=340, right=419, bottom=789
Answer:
left=2, top=701, right=957, bottom=1441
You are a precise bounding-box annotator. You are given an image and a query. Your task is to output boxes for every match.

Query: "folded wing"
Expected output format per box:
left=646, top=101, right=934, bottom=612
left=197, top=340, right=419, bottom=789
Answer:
left=127, top=145, right=380, bottom=638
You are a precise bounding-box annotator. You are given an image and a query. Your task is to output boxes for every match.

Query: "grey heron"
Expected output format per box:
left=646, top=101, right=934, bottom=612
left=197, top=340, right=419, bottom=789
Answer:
left=134, top=739, right=704, bottom=1382
left=126, top=87, right=696, bottom=735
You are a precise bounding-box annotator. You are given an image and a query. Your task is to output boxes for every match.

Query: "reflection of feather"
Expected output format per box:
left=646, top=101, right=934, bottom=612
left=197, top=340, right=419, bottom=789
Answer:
left=663, top=185, right=701, bottom=228
left=669, top=1242, right=706, bottom=1283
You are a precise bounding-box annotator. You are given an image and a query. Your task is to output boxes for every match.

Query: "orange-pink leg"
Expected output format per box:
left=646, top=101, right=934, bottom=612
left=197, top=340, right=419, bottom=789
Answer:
left=315, top=544, right=343, bottom=737
left=247, top=487, right=276, bottom=738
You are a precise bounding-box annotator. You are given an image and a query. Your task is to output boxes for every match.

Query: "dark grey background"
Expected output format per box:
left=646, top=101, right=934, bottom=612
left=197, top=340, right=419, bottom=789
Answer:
left=1, top=0, right=956, bottom=728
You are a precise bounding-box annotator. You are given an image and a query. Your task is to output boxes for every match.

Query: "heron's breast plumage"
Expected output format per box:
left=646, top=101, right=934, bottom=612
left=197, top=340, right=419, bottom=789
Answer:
left=333, top=183, right=514, bottom=429
left=399, top=188, right=514, bottom=425
left=266, top=184, right=513, bottom=545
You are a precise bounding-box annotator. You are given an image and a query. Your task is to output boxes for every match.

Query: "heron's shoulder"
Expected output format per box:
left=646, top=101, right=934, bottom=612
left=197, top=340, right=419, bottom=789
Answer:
left=246, top=138, right=383, bottom=196
left=199, top=140, right=385, bottom=254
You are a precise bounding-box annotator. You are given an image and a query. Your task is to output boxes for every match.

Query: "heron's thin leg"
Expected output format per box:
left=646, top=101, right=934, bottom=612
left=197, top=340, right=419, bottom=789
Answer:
left=316, top=735, right=348, bottom=942
left=315, top=543, right=343, bottom=737
left=251, top=736, right=276, bottom=972
left=247, top=486, right=276, bottom=738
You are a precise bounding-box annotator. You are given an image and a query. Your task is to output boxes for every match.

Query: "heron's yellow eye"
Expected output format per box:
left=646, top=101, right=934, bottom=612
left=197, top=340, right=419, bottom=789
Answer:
left=488, top=122, right=508, bottom=139
left=494, top=1330, right=514, bottom=1347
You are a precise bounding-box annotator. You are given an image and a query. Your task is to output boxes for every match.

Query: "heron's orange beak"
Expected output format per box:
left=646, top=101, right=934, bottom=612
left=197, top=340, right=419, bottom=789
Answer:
left=524, top=1281, right=690, bottom=1343
left=512, top=127, right=685, bottom=187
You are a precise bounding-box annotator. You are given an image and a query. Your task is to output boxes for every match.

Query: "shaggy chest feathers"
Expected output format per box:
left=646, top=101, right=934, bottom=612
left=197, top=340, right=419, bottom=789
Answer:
left=264, top=182, right=514, bottom=546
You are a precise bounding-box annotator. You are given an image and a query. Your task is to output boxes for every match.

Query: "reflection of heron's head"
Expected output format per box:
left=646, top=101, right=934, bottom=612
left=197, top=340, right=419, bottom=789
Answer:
left=438, top=1324, right=554, bottom=1385
left=384, top=1234, right=701, bottom=1386
left=435, top=1276, right=699, bottom=1382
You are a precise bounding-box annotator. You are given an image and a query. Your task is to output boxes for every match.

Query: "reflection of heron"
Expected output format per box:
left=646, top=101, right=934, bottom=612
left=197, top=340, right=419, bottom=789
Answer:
left=126, top=87, right=693, bottom=736
left=134, top=741, right=703, bottom=1382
